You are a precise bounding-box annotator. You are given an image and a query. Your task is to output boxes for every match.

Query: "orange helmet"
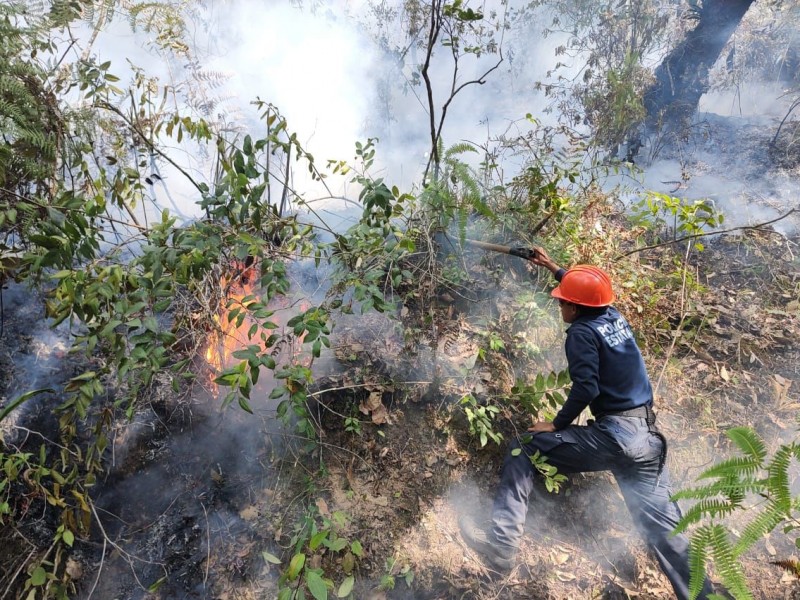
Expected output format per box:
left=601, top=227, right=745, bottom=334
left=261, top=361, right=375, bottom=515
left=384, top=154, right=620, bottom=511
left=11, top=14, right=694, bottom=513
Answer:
left=551, top=265, right=615, bottom=307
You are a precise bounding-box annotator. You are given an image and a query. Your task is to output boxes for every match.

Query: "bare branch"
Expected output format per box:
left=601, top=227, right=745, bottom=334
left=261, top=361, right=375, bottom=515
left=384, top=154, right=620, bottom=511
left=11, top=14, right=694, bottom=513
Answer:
left=615, top=208, right=798, bottom=260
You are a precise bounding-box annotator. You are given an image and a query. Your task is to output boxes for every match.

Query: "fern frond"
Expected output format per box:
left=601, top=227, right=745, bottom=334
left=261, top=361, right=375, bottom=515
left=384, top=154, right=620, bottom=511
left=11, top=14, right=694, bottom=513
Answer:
left=470, top=194, right=494, bottom=218
left=0, top=73, right=31, bottom=99
left=708, top=524, right=753, bottom=600
left=48, top=0, right=83, bottom=27
left=443, top=141, right=477, bottom=158
left=772, top=559, right=800, bottom=579
left=674, top=499, right=739, bottom=535
left=81, top=2, right=95, bottom=23
left=442, top=143, right=496, bottom=223
left=767, top=444, right=796, bottom=511
left=129, top=2, right=172, bottom=30
left=698, top=456, right=762, bottom=481
left=18, top=1, right=48, bottom=18
left=458, top=205, right=467, bottom=241
left=193, top=70, right=231, bottom=89
left=671, top=477, right=758, bottom=504
left=733, top=501, right=790, bottom=557
left=688, top=527, right=711, bottom=600
left=726, top=427, right=767, bottom=462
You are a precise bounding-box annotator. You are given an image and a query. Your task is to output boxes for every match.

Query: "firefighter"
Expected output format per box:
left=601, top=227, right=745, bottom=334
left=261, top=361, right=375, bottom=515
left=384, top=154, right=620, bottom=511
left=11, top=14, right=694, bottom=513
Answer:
left=459, top=247, right=715, bottom=600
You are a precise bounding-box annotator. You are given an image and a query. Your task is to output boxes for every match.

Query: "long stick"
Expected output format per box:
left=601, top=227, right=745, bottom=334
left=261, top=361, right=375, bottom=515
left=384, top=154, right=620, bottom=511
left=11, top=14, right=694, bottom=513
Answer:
left=462, top=238, right=513, bottom=254
left=461, top=238, right=538, bottom=260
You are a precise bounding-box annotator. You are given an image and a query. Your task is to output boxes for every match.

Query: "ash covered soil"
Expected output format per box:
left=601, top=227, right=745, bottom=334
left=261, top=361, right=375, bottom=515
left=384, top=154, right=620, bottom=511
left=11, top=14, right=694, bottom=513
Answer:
left=298, top=232, right=800, bottom=600
left=1, top=234, right=799, bottom=600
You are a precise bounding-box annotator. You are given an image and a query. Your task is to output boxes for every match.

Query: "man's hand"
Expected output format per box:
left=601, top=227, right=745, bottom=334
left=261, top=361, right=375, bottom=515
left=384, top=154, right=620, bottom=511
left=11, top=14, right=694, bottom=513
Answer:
left=528, top=421, right=556, bottom=433
left=528, top=246, right=561, bottom=275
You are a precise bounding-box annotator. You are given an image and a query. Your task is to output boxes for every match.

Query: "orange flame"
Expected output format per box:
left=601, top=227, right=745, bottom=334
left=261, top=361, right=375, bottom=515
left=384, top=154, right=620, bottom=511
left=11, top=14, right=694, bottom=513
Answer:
left=204, top=260, right=259, bottom=380
left=202, top=260, right=317, bottom=390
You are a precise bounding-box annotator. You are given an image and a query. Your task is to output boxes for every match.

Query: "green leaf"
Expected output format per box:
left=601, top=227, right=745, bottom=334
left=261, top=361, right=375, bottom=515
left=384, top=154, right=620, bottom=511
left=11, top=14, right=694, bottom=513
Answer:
left=726, top=427, right=766, bottom=462
left=262, top=551, right=282, bottom=565
left=337, top=575, right=355, bottom=598
left=309, top=530, right=328, bottom=551
left=62, top=529, right=75, bottom=547
left=326, top=537, right=347, bottom=552
left=305, top=569, right=328, bottom=600
left=0, top=388, right=55, bottom=422
left=287, top=553, right=306, bottom=581
left=147, top=576, right=167, bottom=592
left=30, top=566, right=47, bottom=586
left=238, top=396, right=253, bottom=413
left=278, top=589, right=292, bottom=600
left=350, top=540, right=363, bottom=557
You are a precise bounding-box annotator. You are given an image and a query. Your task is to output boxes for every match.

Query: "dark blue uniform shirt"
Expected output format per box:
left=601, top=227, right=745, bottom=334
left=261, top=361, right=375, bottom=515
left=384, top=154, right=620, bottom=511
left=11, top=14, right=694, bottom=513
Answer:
left=551, top=270, right=653, bottom=429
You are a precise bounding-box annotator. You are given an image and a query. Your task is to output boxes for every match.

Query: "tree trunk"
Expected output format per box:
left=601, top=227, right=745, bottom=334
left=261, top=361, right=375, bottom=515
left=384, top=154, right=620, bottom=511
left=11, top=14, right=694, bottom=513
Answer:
left=643, top=0, right=756, bottom=128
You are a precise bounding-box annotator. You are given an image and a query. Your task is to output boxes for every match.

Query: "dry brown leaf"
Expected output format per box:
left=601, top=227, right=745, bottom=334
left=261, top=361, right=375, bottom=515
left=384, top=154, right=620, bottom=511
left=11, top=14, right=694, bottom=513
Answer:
left=237, top=541, right=255, bottom=558
left=772, top=375, right=792, bottom=405
left=552, top=551, right=570, bottom=565
left=371, top=404, right=389, bottom=425
left=239, top=505, right=259, bottom=521
left=342, top=551, right=355, bottom=574
left=765, top=537, right=776, bottom=556
left=368, top=494, right=389, bottom=507
left=360, top=390, right=383, bottom=415
left=316, top=497, right=330, bottom=518
left=65, top=558, right=83, bottom=580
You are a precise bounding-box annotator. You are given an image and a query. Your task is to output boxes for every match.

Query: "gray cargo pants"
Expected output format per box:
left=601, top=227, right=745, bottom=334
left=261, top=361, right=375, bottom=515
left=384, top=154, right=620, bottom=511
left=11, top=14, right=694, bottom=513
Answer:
left=490, top=414, right=714, bottom=600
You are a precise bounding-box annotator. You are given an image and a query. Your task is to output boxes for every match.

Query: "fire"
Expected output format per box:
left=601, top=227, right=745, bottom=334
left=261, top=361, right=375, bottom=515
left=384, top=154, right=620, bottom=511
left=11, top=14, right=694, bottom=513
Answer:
left=202, top=259, right=316, bottom=392
left=204, top=259, right=259, bottom=379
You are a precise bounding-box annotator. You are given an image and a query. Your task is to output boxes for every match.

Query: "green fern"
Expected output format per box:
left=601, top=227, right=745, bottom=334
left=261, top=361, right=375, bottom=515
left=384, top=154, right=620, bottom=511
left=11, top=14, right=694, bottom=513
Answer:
left=698, top=456, right=763, bottom=481
left=726, top=427, right=767, bottom=462
left=674, top=427, right=800, bottom=599
left=733, top=501, right=790, bottom=558
left=688, top=527, right=711, bottom=600
left=708, top=524, right=752, bottom=600
left=673, top=498, right=739, bottom=535
left=0, top=0, right=65, bottom=230
left=429, top=140, right=497, bottom=240
left=767, top=444, right=796, bottom=510
left=673, top=476, right=759, bottom=502
left=48, top=0, right=85, bottom=27
left=443, top=142, right=477, bottom=158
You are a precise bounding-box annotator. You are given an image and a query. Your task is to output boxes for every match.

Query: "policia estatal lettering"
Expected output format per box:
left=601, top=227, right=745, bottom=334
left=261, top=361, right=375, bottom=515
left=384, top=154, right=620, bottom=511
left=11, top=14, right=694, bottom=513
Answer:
left=459, top=247, right=717, bottom=600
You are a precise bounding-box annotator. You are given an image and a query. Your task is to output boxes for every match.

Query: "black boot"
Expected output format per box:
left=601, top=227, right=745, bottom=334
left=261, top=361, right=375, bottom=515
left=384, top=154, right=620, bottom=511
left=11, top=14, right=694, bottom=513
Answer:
left=458, top=515, right=515, bottom=571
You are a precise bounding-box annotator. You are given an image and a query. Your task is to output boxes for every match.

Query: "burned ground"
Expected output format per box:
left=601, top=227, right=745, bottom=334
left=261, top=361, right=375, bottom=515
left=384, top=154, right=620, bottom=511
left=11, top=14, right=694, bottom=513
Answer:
left=296, top=231, right=800, bottom=600
left=4, top=108, right=798, bottom=600
left=0, top=235, right=798, bottom=599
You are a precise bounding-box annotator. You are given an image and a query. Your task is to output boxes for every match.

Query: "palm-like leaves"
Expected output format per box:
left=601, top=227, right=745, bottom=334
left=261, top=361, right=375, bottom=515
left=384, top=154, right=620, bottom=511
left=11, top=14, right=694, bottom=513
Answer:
left=674, top=427, right=799, bottom=599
